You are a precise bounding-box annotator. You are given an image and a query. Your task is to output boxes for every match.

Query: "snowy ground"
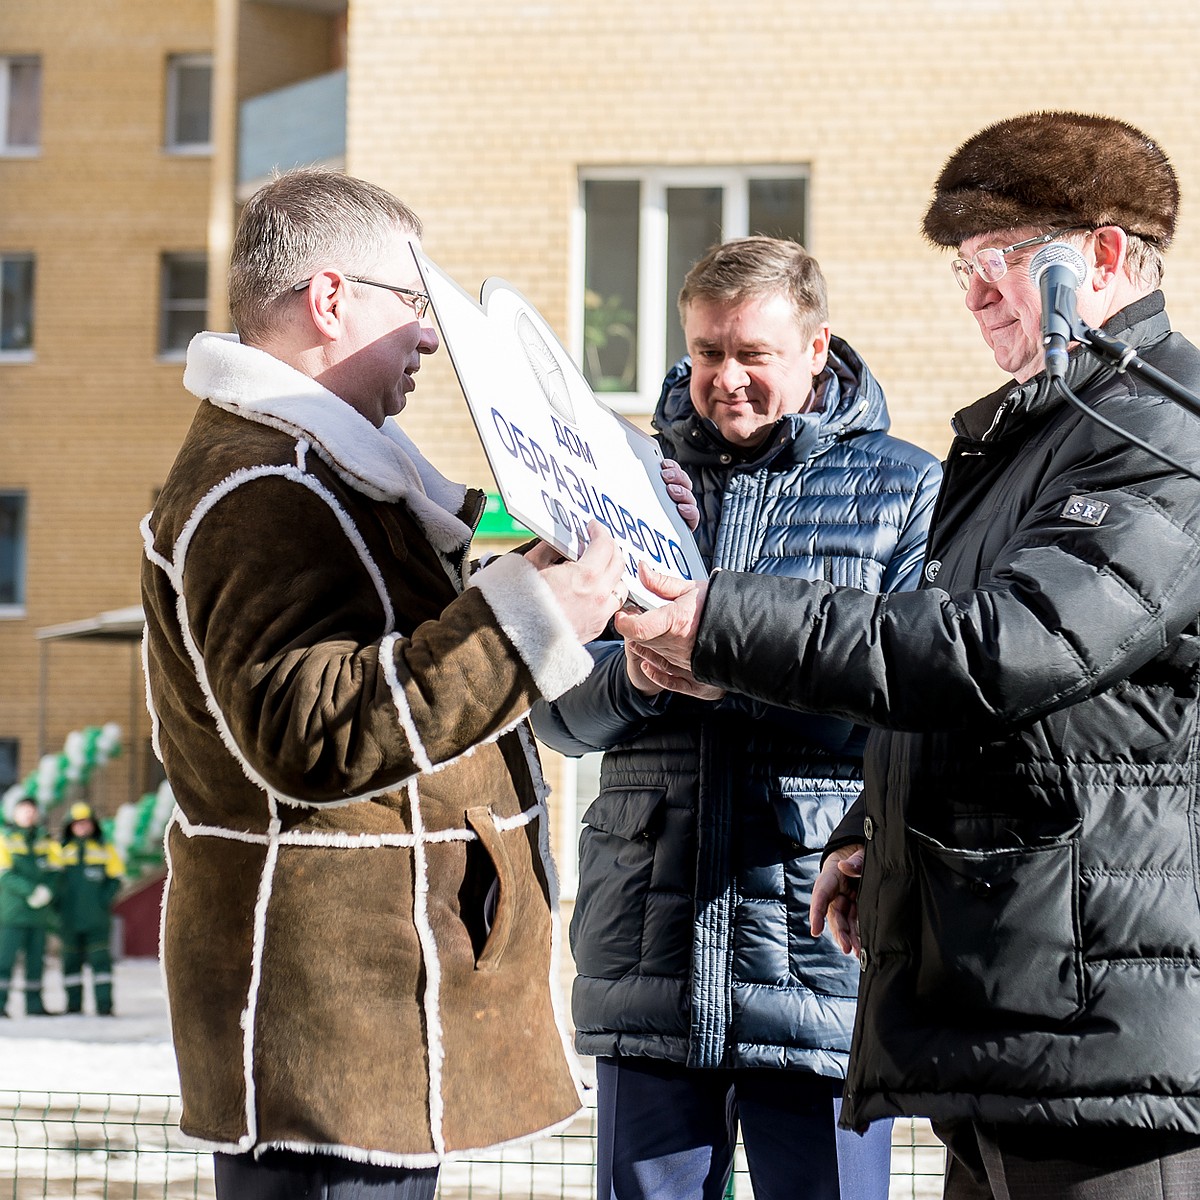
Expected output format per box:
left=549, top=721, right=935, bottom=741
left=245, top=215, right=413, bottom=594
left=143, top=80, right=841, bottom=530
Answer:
left=0, top=958, right=944, bottom=1199
left=0, top=956, right=179, bottom=1095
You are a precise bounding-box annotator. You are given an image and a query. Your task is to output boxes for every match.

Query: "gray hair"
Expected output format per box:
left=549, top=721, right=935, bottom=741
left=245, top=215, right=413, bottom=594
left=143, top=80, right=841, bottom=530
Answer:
left=228, top=166, right=423, bottom=343
left=678, top=236, right=829, bottom=336
left=1123, top=233, right=1165, bottom=291
left=1057, top=227, right=1165, bottom=293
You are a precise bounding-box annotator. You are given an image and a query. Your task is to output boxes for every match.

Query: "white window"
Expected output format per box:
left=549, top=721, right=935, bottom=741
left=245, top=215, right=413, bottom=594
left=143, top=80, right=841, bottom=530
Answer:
left=0, top=492, right=27, bottom=615
left=159, top=253, right=208, bottom=357
left=575, top=167, right=808, bottom=412
left=554, top=751, right=603, bottom=901
left=0, top=254, right=34, bottom=356
left=0, top=738, right=18, bottom=792
left=0, top=56, right=41, bottom=154
left=165, top=53, right=212, bottom=153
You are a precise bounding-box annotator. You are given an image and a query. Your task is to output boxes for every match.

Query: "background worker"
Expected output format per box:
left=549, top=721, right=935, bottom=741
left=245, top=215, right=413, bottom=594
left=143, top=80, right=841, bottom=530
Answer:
left=0, top=795, right=59, bottom=1017
left=57, top=801, right=123, bottom=1016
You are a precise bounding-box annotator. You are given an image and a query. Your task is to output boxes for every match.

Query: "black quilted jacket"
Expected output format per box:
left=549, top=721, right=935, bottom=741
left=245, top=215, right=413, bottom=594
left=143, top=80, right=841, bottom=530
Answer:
left=694, top=293, right=1200, bottom=1133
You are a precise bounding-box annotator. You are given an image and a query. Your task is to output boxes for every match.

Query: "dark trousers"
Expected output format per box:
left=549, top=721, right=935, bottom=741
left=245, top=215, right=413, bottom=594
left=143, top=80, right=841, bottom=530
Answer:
left=0, top=925, right=47, bottom=1014
left=937, top=1119, right=1200, bottom=1200
left=61, top=929, right=113, bottom=1014
left=213, top=1148, right=438, bottom=1200
left=595, top=1056, right=893, bottom=1200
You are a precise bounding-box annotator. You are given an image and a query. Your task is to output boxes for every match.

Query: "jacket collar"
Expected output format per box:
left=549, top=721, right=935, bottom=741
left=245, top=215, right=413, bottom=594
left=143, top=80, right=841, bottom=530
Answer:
left=653, top=334, right=890, bottom=469
left=183, top=332, right=474, bottom=553
left=952, top=292, right=1171, bottom=443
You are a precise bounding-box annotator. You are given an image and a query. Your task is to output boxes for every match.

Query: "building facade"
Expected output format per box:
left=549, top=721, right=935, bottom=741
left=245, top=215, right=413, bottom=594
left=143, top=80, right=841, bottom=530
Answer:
left=4, top=0, right=1200, bottom=879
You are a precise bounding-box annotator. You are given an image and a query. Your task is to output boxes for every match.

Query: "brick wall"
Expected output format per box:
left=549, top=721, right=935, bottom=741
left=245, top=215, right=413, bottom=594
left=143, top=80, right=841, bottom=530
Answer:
left=0, top=0, right=213, bottom=800
left=342, top=0, right=1200, bottom=849
left=7, top=0, right=1200, bottom=830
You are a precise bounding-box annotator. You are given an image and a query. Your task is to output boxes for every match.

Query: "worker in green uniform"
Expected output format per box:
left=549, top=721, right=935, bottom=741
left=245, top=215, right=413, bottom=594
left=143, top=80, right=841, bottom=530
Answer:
left=57, top=802, right=124, bottom=1016
left=0, top=795, right=59, bottom=1016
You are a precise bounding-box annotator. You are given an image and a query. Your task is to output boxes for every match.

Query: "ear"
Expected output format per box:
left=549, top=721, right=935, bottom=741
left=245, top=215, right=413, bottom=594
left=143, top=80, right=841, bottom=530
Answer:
left=809, top=321, right=832, bottom=375
left=1089, top=226, right=1127, bottom=291
left=299, top=269, right=346, bottom=341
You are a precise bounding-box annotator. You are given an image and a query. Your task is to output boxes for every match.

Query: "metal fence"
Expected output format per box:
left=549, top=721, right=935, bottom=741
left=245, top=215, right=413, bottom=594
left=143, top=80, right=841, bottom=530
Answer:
left=0, top=1090, right=945, bottom=1199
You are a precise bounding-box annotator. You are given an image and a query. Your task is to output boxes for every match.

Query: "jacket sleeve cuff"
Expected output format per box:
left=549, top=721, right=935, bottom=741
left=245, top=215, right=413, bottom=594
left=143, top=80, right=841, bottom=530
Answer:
left=821, top=793, right=868, bottom=866
left=470, top=551, right=596, bottom=701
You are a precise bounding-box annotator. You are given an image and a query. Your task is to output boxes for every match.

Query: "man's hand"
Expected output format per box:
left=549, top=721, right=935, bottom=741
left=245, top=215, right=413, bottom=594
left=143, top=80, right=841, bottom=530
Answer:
left=809, top=844, right=865, bottom=956
left=660, top=458, right=699, bottom=532
left=613, top=563, right=708, bottom=670
left=627, top=642, right=725, bottom=701
left=26, top=884, right=53, bottom=910
left=624, top=642, right=664, bottom=696
left=533, top=521, right=628, bottom=643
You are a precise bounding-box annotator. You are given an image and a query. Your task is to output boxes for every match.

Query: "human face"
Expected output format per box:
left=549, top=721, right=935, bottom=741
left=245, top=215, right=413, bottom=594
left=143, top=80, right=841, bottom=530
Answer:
left=316, top=232, right=439, bottom=427
left=684, top=292, right=830, bottom=449
left=958, top=227, right=1060, bottom=383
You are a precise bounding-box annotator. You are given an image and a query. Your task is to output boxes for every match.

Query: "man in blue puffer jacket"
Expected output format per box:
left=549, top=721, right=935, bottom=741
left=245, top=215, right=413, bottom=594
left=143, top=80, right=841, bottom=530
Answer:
left=531, top=237, right=941, bottom=1200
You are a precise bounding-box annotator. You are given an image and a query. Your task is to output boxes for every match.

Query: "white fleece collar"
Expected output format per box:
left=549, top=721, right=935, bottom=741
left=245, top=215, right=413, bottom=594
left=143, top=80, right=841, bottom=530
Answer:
left=183, top=332, right=472, bottom=554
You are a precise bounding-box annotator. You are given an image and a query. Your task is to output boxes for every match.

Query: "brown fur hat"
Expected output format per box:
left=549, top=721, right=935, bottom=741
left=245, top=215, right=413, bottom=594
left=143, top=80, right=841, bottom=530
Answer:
left=923, top=111, right=1179, bottom=249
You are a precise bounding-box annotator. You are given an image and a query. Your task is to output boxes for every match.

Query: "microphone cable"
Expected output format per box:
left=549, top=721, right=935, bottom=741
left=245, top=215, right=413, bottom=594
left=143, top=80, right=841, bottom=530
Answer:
left=1051, top=374, right=1200, bottom=485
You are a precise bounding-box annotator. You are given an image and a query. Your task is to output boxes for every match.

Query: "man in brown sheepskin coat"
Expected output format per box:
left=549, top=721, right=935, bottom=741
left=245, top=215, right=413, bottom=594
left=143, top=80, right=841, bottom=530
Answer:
left=614, top=112, right=1200, bottom=1198
left=140, top=167, right=648, bottom=1200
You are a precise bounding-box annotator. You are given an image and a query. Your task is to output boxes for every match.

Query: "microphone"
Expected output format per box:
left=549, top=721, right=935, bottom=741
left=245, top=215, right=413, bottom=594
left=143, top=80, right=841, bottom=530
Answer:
left=1029, top=243, right=1088, bottom=379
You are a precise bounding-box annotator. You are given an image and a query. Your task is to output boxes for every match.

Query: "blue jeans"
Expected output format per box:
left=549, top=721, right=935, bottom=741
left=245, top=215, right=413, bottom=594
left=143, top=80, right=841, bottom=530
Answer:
left=595, top=1057, right=892, bottom=1200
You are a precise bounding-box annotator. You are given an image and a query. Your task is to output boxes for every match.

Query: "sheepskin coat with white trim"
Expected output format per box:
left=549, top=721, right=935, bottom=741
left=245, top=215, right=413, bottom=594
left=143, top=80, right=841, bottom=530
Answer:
left=140, top=332, right=593, bottom=1165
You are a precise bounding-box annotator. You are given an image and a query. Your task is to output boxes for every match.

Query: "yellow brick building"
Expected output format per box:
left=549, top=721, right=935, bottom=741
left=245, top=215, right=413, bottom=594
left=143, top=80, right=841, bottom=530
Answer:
left=4, top=0, right=1200, bottom=878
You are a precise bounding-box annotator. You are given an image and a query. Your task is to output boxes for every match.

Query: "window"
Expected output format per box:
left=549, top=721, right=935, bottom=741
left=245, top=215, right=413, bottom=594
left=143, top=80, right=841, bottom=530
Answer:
left=577, top=167, right=808, bottom=410
left=165, top=53, right=212, bottom=153
left=0, top=492, right=27, bottom=613
left=0, top=739, right=17, bottom=794
left=554, top=751, right=603, bottom=901
left=0, top=56, right=40, bottom=154
left=0, top=255, right=34, bottom=355
left=159, top=253, right=207, bottom=356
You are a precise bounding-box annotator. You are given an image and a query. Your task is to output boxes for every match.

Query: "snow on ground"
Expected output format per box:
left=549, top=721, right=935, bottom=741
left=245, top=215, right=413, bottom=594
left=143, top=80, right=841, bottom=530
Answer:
left=0, top=956, right=180, bottom=1095
left=0, top=959, right=945, bottom=1199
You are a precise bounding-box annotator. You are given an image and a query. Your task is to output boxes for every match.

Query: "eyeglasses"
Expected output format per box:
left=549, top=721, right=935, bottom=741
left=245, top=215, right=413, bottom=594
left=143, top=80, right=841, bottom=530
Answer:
left=291, top=274, right=431, bottom=320
left=951, top=228, right=1087, bottom=291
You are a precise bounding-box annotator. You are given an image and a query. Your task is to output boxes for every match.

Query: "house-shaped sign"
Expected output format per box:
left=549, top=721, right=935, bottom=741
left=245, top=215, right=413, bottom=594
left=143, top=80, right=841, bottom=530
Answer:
left=414, top=248, right=706, bottom=610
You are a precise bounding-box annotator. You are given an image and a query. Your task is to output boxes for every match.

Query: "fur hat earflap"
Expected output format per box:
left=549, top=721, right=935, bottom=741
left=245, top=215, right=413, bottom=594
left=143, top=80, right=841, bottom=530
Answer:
left=923, top=111, right=1179, bottom=250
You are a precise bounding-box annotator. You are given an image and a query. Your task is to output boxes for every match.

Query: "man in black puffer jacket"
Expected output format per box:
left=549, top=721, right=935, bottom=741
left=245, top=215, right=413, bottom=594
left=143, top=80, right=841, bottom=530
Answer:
left=616, top=113, right=1200, bottom=1199
left=533, top=237, right=940, bottom=1200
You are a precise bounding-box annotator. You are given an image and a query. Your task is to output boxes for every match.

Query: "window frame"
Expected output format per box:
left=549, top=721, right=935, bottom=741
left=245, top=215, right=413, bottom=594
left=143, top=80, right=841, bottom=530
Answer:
left=0, top=491, right=28, bottom=618
left=0, top=55, right=41, bottom=156
left=572, top=165, right=810, bottom=413
left=0, top=253, right=35, bottom=361
left=164, top=52, right=213, bottom=156
left=0, top=737, right=18, bottom=795
left=158, top=251, right=208, bottom=359
left=552, top=750, right=604, bottom=902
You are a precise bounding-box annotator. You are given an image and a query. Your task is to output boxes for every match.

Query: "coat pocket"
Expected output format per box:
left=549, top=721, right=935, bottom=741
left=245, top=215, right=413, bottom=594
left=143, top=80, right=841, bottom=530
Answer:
left=910, top=822, right=1084, bottom=1022
left=572, top=787, right=667, bottom=976
left=580, top=786, right=666, bottom=842
left=465, top=806, right=517, bottom=973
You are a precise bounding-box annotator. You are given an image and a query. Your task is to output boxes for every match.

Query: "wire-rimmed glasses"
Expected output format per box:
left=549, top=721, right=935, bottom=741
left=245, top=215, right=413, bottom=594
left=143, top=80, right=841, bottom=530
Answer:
left=951, top=229, right=1088, bottom=291
left=292, top=274, right=431, bottom=319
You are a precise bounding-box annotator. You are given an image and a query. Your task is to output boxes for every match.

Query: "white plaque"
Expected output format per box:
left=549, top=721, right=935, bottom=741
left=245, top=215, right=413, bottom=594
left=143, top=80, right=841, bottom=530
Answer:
left=415, top=249, right=706, bottom=609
